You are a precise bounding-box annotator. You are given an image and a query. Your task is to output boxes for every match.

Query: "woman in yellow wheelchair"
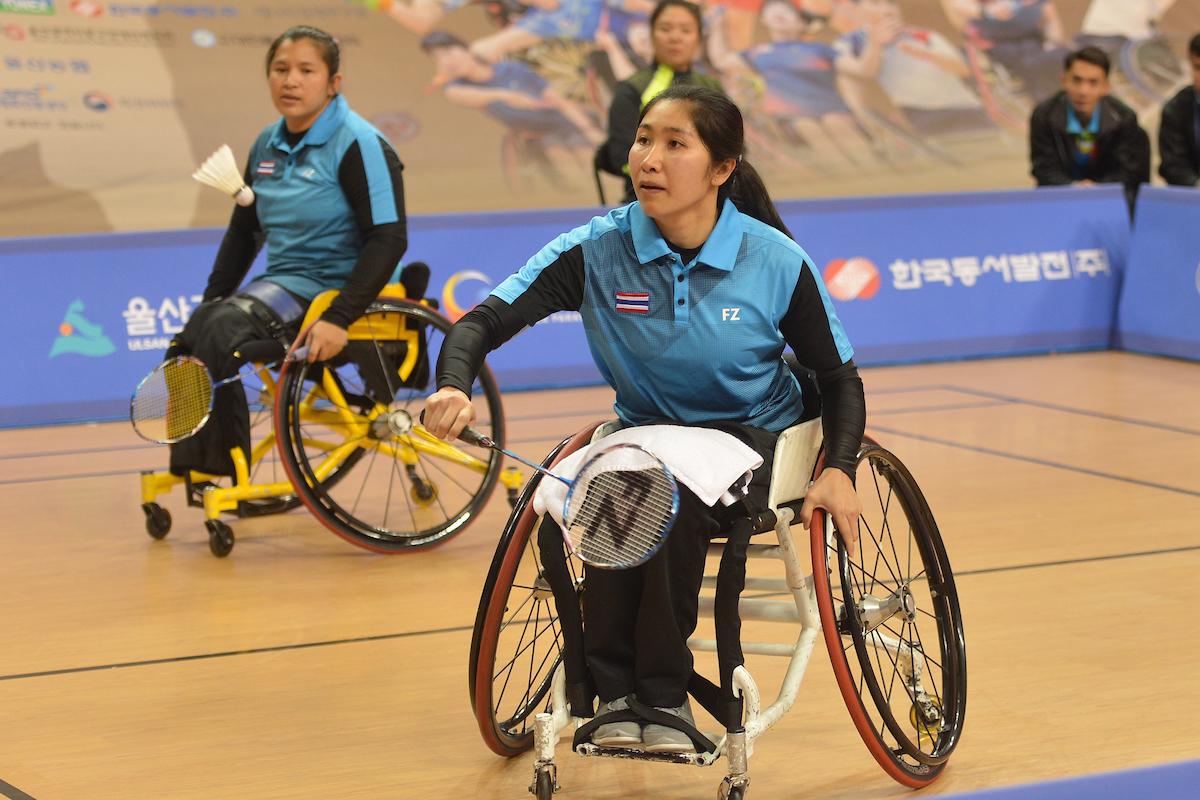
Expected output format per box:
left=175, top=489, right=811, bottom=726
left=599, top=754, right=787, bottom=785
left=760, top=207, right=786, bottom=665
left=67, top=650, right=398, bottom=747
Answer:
left=168, top=24, right=406, bottom=483
left=425, top=85, right=865, bottom=753
left=143, top=25, right=517, bottom=558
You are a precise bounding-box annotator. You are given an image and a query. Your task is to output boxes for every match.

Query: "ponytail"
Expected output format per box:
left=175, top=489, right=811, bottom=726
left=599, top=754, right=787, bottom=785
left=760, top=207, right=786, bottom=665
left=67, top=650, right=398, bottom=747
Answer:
left=721, top=159, right=793, bottom=240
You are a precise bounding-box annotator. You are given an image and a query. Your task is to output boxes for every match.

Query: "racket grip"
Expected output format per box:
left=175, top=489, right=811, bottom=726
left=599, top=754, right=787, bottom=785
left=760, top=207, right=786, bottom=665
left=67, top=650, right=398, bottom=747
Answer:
left=416, top=410, right=494, bottom=449
left=457, top=427, right=495, bottom=449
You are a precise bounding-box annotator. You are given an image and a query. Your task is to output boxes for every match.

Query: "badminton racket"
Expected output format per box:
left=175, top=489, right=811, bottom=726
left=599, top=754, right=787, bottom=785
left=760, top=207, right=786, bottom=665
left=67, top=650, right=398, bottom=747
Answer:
left=454, top=426, right=679, bottom=569
left=130, top=346, right=307, bottom=444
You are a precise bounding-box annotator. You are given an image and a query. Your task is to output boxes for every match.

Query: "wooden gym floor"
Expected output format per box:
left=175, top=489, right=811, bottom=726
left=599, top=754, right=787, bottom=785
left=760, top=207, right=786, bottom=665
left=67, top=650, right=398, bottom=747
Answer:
left=0, top=351, right=1197, bottom=799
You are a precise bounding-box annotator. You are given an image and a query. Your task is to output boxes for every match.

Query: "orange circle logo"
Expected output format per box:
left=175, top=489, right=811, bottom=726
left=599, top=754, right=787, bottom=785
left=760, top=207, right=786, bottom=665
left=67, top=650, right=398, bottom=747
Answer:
left=441, top=270, right=493, bottom=322
left=59, top=322, right=74, bottom=336
left=823, top=257, right=880, bottom=302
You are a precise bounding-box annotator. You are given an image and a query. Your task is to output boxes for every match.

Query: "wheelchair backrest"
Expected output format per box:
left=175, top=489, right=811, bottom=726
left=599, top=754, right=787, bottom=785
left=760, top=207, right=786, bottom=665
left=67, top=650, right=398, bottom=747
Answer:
left=766, top=417, right=823, bottom=512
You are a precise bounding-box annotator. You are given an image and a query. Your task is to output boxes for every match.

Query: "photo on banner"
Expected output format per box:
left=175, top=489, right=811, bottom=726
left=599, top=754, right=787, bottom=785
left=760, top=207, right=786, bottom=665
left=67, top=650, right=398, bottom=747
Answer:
left=1, top=0, right=1198, bottom=237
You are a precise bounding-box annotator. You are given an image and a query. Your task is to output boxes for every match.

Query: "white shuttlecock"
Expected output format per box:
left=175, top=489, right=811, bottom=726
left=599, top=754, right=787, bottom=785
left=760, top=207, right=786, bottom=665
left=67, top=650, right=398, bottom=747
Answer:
left=192, top=144, right=255, bottom=207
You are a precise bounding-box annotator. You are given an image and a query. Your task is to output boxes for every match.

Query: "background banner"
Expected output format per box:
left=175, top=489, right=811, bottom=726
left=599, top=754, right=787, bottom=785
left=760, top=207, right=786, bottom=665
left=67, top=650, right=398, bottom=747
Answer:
left=2, top=0, right=1198, bottom=236
left=1, top=185, right=1130, bottom=427
left=1116, top=186, right=1200, bottom=361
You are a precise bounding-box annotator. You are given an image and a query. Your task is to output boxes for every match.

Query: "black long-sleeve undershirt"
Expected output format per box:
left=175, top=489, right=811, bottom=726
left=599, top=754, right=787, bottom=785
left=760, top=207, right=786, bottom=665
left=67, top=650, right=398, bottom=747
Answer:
left=203, top=135, right=407, bottom=328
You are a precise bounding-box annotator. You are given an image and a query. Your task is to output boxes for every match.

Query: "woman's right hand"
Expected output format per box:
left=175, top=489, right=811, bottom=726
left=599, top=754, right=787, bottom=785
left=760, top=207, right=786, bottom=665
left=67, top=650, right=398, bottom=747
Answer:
left=423, top=387, right=475, bottom=441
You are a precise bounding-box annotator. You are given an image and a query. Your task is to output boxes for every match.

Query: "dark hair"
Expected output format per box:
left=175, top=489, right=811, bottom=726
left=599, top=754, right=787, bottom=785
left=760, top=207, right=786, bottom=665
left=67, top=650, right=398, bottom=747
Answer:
left=639, top=85, right=792, bottom=239
left=649, top=0, right=704, bottom=34
left=1064, top=46, right=1110, bottom=76
left=265, top=25, right=340, bottom=77
left=1190, top=32, right=1200, bottom=59
left=420, top=29, right=469, bottom=53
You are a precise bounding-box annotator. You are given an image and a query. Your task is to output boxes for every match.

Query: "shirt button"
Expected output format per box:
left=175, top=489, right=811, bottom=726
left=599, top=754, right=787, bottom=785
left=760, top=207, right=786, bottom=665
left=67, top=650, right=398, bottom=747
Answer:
left=677, top=298, right=685, bottom=306
left=676, top=275, right=684, bottom=283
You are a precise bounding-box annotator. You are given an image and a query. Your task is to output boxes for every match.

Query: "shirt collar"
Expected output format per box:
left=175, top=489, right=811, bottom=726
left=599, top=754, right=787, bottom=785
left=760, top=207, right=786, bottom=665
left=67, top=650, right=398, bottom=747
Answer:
left=268, top=94, right=348, bottom=153
left=630, top=198, right=742, bottom=272
left=1066, top=102, right=1101, bottom=134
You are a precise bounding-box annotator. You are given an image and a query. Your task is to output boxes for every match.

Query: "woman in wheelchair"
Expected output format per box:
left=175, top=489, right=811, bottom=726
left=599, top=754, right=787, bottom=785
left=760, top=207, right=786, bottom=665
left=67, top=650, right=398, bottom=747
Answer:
left=425, top=85, right=866, bottom=753
left=167, top=24, right=408, bottom=482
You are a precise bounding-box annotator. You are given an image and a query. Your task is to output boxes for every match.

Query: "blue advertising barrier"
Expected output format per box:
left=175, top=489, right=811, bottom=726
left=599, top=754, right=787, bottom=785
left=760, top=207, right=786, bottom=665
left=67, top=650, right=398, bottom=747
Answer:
left=2, top=186, right=1130, bottom=428
left=1115, top=186, right=1200, bottom=361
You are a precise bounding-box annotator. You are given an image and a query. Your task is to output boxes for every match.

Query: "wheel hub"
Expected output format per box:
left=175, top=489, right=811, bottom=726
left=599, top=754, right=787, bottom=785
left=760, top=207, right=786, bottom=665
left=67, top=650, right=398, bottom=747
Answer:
left=369, top=405, right=415, bottom=439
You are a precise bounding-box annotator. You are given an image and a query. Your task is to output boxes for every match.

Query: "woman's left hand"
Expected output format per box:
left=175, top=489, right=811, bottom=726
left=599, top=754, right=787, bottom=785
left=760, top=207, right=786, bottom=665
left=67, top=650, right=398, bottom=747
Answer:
left=800, top=467, right=862, bottom=557
left=301, top=320, right=349, bottom=363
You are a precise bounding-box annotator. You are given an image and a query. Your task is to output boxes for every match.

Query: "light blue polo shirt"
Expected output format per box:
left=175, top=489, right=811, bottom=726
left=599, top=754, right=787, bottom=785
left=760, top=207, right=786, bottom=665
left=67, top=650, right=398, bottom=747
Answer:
left=247, top=94, right=399, bottom=299
left=492, top=199, right=854, bottom=431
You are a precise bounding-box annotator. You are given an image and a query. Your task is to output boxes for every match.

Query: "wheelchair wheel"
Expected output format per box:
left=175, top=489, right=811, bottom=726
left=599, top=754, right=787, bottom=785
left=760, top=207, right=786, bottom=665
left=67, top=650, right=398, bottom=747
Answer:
left=469, top=424, right=599, bottom=756
left=810, top=437, right=966, bottom=787
left=275, top=297, right=507, bottom=552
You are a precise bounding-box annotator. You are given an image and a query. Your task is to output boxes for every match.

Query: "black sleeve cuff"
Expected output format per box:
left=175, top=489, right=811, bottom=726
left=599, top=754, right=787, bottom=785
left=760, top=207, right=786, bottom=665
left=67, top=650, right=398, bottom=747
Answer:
left=815, top=359, right=866, bottom=479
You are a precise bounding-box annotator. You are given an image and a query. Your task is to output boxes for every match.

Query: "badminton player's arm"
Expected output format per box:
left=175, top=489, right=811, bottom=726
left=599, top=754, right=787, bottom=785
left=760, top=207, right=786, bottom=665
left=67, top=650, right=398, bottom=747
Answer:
left=203, top=160, right=263, bottom=302
left=426, top=246, right=585, bottom=439
left=780, top=261, right=865, bottom=554
left=305, top=136, right=407, bottom=362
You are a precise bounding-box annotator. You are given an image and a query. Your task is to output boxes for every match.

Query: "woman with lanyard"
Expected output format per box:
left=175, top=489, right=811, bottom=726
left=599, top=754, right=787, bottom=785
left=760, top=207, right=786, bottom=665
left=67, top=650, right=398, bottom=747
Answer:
left=167, top=25, right=407, bottom=484
left=424, top=85, right=864, bottom=753
left=597, top=0, right=724, bottom=204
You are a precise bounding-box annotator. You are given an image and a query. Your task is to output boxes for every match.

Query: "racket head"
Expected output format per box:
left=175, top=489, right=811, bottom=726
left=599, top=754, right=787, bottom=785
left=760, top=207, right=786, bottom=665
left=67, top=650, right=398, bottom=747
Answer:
left=130, top=355, right=215, bottom=444
left=563, top=443, right=679, bottom=570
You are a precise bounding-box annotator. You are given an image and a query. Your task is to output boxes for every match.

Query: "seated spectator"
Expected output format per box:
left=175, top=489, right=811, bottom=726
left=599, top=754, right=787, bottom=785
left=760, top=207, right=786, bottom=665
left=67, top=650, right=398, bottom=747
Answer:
left=1158, top=33, right=1200, bottom=188
left=598, top=0, right=724, bottom=204
left=1029, top=46, right=1148, bottom=214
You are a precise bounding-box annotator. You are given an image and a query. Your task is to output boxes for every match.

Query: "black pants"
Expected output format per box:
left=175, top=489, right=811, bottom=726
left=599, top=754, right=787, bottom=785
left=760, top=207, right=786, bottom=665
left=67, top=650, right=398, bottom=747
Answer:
left=581, top=423, right=779, bottom=708
left=167, top=300, right=296, bottom=480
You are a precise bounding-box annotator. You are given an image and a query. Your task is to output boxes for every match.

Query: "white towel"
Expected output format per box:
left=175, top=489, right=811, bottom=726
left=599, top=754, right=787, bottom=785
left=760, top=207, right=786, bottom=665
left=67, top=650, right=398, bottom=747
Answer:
left=532, top=425, right=763, bottom=527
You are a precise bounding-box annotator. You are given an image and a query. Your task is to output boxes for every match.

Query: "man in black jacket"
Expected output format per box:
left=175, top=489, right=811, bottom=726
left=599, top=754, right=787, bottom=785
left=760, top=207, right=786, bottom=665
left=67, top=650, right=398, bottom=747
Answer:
left=1029, top=46, right=1149, bottom=215
left=1158, top=33, right=1200, bottom=188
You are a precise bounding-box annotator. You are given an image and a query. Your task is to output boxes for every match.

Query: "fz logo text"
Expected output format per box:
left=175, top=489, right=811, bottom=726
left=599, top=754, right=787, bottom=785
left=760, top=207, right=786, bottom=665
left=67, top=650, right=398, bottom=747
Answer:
left=721, top=308, right=741, bottom=321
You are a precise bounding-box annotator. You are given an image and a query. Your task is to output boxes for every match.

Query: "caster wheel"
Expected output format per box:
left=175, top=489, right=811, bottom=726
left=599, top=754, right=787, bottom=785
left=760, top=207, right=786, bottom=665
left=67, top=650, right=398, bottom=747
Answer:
left=718, top=779, right=748, bottom=800
left=206, top=520, right=235, bottom=557
left=533, top=770, right=555, bottom=800
left=142, top=503, right=172, bottom=539
left=719, top=785, right=746, bottom=800
left=910, top=693, right=944, bottom=746
left=409, top=480, right=438, bottom=507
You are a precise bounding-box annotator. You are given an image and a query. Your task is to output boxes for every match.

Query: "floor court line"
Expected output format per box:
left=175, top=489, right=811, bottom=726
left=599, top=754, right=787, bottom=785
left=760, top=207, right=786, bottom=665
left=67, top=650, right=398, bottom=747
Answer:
left=869, top=424, right=1200, bottom=499
left=940, top=384, right=1200, bottom=437
left=3, top=543, right=1192, bottom=686
left=0, top=778, right=36, bottom=800
left=0, top=624, right=476, bottom=684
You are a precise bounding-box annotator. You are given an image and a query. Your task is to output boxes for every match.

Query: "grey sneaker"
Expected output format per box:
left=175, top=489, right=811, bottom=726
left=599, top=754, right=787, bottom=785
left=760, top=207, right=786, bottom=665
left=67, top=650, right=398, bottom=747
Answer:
left=642, top=699, right=696, bottom=753
left=592, top=697, right=641, bottom=747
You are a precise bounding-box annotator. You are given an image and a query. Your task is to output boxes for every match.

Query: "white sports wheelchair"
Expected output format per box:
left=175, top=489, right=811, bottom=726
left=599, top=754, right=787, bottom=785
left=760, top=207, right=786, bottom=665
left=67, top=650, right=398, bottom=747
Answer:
left=468, top=372, right=967, bottom=799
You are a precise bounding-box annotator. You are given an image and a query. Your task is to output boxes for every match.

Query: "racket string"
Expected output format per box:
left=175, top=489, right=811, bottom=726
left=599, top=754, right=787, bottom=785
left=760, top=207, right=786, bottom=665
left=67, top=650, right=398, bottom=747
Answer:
left=565, top=464, right=676, bottom=568
left=131, top=357, right=215, bottom=443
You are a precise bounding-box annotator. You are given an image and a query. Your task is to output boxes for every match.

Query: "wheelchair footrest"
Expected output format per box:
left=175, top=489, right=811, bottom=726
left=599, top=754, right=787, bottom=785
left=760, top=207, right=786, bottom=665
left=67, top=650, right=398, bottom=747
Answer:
left=573, top=742, right=722, bottom=767
left=236, top=496, right=296, bottom=518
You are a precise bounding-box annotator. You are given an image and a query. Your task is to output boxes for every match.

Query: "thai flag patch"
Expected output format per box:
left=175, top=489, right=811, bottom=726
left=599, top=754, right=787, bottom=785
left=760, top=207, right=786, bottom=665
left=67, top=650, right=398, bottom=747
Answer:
left=615, top=291, right=649, bottom=314
left=256, top=161, right=276, bottom=175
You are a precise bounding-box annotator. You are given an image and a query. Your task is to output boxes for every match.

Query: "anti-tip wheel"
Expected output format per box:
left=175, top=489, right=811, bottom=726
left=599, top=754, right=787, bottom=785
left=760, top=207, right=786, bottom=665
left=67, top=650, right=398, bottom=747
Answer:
left=142, top=503, right=172, bottom=539
left=205, top=519, right=235, bottom=557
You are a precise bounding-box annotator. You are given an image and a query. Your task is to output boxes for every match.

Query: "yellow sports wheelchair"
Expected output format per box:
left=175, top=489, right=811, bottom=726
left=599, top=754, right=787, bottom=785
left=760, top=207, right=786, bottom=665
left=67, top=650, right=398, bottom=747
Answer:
left=138, top=283, right=522, bottom=557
